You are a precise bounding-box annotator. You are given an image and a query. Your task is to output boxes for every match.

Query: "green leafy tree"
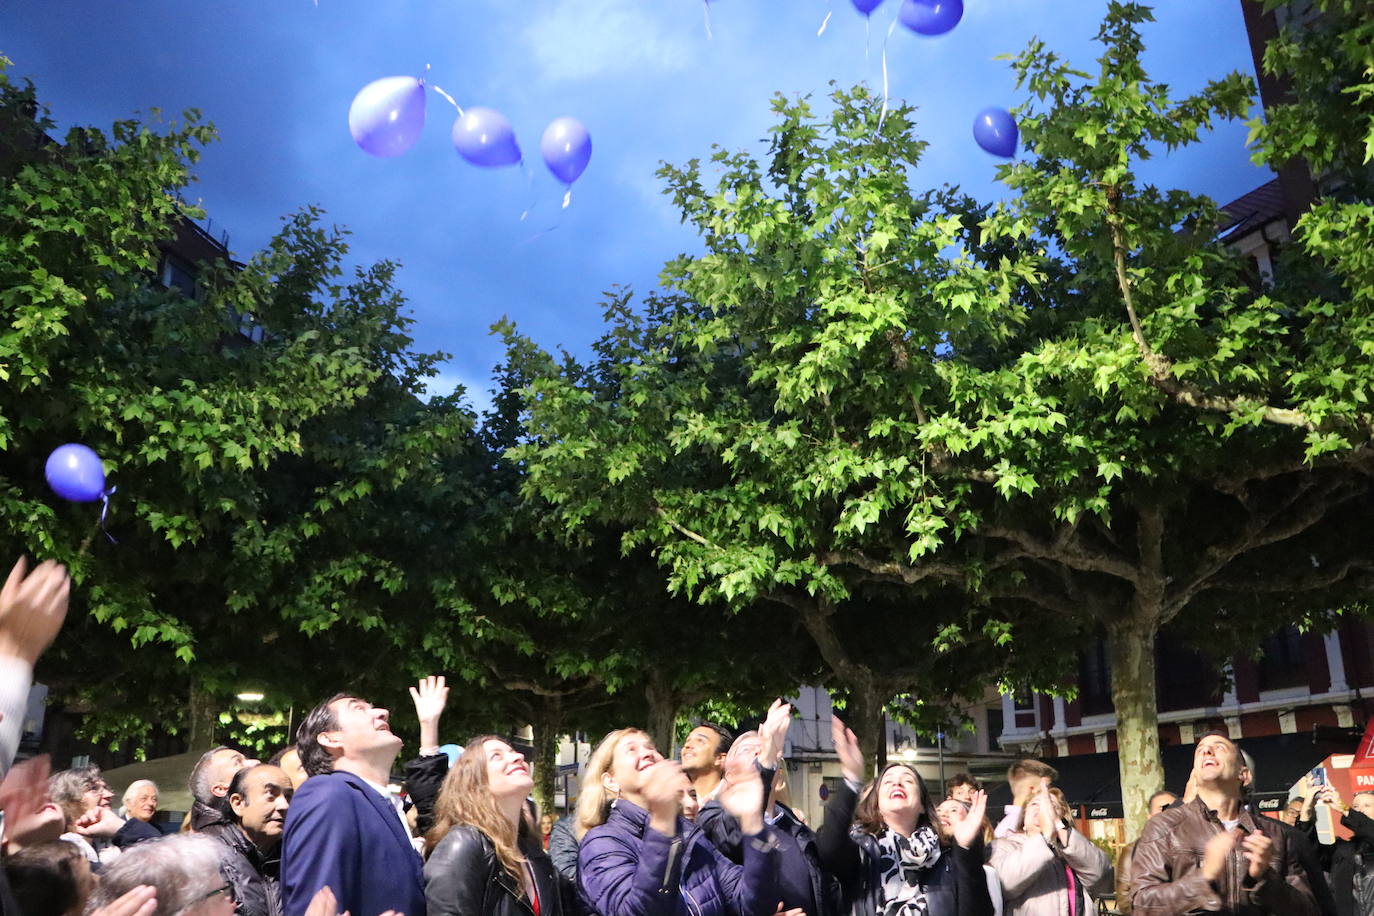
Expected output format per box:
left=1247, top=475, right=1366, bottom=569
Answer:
left=514, top=2, right=1374, bottom=834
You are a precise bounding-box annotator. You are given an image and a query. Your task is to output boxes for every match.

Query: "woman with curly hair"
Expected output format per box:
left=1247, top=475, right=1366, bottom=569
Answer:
left=424, top=736, right=580, bottom=916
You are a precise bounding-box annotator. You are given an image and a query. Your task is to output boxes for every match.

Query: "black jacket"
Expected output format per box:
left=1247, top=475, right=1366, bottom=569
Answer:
left=425, top=824, right=582, bottom=916
left=203, top=821, right=282, bottom=916
left=404, top=752, right=450, bottom=837
left=191, top=798, right=230, bottom=832
left=699, top=798, right=842, bottom=916
left=815, top=782, right=993, bottom=916
left=548, top=815, right=580, bottom=881
left=1306, top=809, right=1374, bottom=916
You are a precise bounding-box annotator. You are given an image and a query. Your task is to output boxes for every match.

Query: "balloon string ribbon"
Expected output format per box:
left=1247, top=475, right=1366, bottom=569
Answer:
left=99, top=486, right=118, bottom=545
left=432, top=84, right=464, bottom=117
left=879, top=17, right=897, bottom=128
left=702, top=0, right=713, bottom=40
left=818, top=8, right=833, bottom=36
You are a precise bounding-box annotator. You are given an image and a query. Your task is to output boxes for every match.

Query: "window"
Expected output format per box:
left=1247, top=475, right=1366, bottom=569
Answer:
left=1078, top=639, right=1113, bottom=716
left=160, top=254, right=197, bottom=297
left=986, top=707, right=1004, bottom=743
left=1156, top=632, right=1223, bottom=711
left=1257, top=625, right=1309, bottom=692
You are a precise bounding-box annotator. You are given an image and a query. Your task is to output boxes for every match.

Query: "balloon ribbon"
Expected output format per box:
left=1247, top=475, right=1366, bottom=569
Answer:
left=99, top=486, right=118, bottom=544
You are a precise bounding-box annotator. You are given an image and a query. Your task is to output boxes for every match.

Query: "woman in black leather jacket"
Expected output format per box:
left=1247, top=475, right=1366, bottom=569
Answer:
left=816, top=718, right=994, bottom=916
left=424, top=735, right=581, bottom=916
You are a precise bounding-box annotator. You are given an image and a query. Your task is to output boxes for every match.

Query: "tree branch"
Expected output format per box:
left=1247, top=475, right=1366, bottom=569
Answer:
left=1104, top=186, right=1317, bottom=432
left=982, top=525, right=1140, bottom=583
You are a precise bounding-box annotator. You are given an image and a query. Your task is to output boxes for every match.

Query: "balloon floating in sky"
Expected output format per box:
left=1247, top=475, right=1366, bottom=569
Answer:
left=540, top=117, right=592, bottom=186
left=348, top=76, right=427, bottom=158
left=898, top=0, right=963, bottom=35
left=973, top=107, right=1018, bottom=158
left=452, top=107, right=522, bottom=168
left=851, top=0, right=885, bottom=14
left=45, top=444, right=106, bottom=502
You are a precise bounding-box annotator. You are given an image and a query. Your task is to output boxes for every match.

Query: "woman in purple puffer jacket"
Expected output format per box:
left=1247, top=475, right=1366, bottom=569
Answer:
left=575, top=728, right=785, bottom=916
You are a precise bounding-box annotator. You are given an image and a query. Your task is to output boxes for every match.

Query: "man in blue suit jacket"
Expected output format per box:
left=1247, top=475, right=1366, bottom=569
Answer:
left=281, top=692, right=426, bottom=916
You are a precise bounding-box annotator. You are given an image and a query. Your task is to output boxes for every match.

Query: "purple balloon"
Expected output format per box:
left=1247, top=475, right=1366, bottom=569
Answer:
left=45, top=444, right=106, bottom=503
left=348, top=76, right=426, bottom=158
left=851, top=0, right=885, bottom=14
left=898, top=0, right=963, bottom=35
left=973, top=108, right=1018, bottom=158
left=452, top=107, right=522, bottom=168
left=540, top=117, right=592, bottom=185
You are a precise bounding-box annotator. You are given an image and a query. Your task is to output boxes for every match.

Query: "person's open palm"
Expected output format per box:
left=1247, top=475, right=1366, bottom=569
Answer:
left=830, top=716, right=865, bottom=783
left=0, top=557, right=69, bottom=664
left=954, top=790, right=988, bottom=849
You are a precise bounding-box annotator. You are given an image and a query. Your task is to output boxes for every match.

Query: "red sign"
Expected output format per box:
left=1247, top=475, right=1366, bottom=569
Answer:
left=1355, top=719, right=1374, bottom=763
left=1352, top=768, right=1374, bottom=791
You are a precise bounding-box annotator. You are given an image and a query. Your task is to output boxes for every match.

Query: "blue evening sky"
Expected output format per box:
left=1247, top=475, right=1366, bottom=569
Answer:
left=1, top=1, right=1267, bottom=413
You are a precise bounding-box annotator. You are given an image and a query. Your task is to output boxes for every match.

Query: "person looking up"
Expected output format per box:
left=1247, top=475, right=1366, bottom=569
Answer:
left=1131, top=732, right=1317, bottom=915
left=994, top=760, right=1059, bottom=839
left=817, top=717, right=994, bottom=916
left=189, top=747, right=260, bottom=831
left=423, top=735, right=579, bottom=916
left=280, top=691, right=426, bottom=916
left=576, top=727, right=784, bottom=916
left=988, top=779, right=1110, bottom=916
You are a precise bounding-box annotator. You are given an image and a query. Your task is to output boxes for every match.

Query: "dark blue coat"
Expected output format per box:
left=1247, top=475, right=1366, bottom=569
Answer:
left=698, top=800, right=841, bottom=916
left=577, top=799, right=780, bottom=916
left=281, top=770, right=426, bottom=916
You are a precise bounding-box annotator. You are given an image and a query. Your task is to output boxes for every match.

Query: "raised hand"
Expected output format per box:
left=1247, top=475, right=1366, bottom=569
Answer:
left=0, top=557, right=70, bottom=665
left=954, top=790, right=987, bottom=849
left=771, top=905, right=806, bottom=916
left=89, top=886, right=157, bottom=916
left=1035, top=778, right=1055, bottom=839
left=758, top=699, right=792, bottom=768
left=830, top=716, right=866, bottom=784
left=720, top=762, right=766, bottom=836
left=409, top=675, right=448, bottom=753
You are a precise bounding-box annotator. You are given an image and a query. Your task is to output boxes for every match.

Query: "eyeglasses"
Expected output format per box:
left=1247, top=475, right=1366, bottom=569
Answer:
left=184, top=884, right=234, bottom=910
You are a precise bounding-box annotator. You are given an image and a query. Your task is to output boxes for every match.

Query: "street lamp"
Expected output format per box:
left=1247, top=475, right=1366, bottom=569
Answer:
left=236, top=691, right=265, bottom=702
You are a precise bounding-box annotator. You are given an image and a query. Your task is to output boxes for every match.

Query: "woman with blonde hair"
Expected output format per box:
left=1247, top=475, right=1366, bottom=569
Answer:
left=575, top=727, right=783, bottom=916
left=424, top=735, right=579, bottom=916
left=988, top=780, right=1109, bottom=916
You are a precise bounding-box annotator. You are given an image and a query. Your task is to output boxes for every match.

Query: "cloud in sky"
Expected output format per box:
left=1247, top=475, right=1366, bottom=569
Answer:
left=523, top=0, right=693, bottom=82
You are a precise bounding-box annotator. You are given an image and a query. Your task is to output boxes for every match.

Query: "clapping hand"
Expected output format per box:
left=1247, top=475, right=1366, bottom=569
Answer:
left=953, top=790, right=988, bottom=849
left=758, top=699, right=792, bottom=769
left=720, top=763, right=766, bottom=836
left=74, top=805, right=124, bottom=839
left=0, top=557, right=70, bottom=665
left=89, top=886, right=157, bottom=916
left=830, top=716, right=866, bottom=784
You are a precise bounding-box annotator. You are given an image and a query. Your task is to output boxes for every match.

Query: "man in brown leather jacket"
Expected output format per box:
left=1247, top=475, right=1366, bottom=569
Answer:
left=1115, top=789, right=1178, bottom=914
left=1131, top=733, right=1318, bottom=915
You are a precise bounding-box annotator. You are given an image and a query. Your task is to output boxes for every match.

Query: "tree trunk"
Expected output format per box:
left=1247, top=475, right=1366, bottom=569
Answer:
left=1108, top=616, right=1165, bottom=838
left=644, top=674, right=679, bottom=756
left=841, top=681, right=887, bottom=779
left=187, top=681, right=218, bottom=751
left=531, top=706, right=561, bottom=818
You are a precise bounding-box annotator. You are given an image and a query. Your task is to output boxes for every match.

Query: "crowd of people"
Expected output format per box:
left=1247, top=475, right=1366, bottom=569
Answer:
left=0, top=555, right=1369, bottom=916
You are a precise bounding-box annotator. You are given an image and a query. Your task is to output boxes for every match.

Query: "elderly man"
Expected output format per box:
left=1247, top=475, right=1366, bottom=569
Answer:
left=1132, top=732, right=1317, bottom=915
left=189, top=746, right=261, bottom=831
left=280, top=692, right=425, bottom=916
left=49, top=766, right=160, bottom=866
left=204, top=763, right=293, bottom=916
